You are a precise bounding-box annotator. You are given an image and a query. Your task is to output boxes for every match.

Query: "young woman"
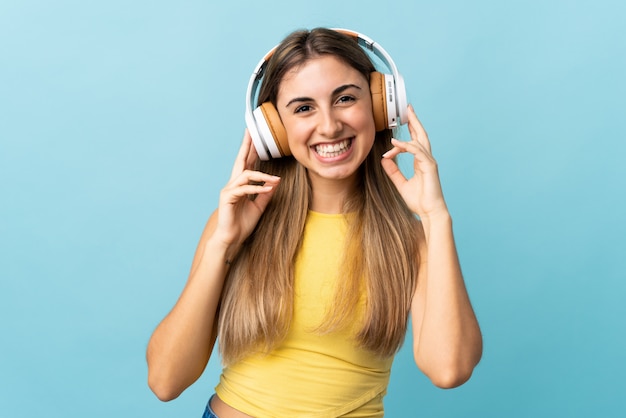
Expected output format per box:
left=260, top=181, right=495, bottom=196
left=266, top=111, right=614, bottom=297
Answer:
left=147, top=28, right=482, bottom=417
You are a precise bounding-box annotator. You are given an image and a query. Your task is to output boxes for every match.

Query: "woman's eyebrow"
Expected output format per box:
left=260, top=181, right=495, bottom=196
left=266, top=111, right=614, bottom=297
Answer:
left=284, top=84, right=362, bottom=108
left=333, top=84, right=362, bottom=96
left=285, top=96, right=313, bottom=108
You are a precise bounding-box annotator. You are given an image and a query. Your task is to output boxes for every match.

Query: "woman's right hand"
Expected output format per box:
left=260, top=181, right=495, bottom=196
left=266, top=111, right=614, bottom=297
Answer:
left=213, top=129, right=281, bottom=252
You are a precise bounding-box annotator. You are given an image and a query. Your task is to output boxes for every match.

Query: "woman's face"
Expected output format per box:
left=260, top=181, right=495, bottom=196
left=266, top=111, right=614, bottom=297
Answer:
left=275, top=55, right=376, bottom=187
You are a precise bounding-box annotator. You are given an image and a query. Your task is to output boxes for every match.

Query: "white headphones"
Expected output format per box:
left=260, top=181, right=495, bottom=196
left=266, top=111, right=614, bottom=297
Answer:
left=245, top=28, right=408, bottom=160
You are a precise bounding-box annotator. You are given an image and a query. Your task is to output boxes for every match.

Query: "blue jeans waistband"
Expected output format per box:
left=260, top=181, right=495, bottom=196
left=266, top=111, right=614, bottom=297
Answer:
left=202, top=395, right=219, bottom=418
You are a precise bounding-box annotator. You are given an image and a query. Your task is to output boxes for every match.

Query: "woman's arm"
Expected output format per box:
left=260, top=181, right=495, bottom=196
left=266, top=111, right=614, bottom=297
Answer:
left=146, top=131, right=280, bottom=401
left=381, top=105, right=482, bottom=388
left=410, top=214, right=482, bottom=388
left=146, top=212, right=228, bottom=401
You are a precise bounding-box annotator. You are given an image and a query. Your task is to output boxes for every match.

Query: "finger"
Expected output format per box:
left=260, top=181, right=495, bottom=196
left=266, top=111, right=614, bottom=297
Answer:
left=389, top=138, right=437, bottom=175
left=245, top=130, right=259, bottom=169
left=227, top=183, right=276, bottom=199
left=249, top=181, right=279, bottom=210
left=382, top=145, right=402, bottom=159
left=390, top=138, right=431, bottom=162
left=380, top=156, right=407, bottom=191
left=230, top=169, right=281, bottom=188
left=230, top=130, right=254, bottom=180
left=221, top=175, right=279, bottom=204
left=407, top=105, right=432, bottom=153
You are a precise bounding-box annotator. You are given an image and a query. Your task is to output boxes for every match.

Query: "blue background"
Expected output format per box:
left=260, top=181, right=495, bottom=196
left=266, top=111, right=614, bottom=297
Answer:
left=1, top=0, right=624, bottom=417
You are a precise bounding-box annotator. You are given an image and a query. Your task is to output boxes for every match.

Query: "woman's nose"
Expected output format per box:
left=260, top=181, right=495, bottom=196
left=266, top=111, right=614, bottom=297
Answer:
left=316, top=109, right=342, bottom=138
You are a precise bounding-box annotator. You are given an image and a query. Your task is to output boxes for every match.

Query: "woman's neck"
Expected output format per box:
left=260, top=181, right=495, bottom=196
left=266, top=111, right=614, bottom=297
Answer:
left=308, top=172, right=358, bottom=214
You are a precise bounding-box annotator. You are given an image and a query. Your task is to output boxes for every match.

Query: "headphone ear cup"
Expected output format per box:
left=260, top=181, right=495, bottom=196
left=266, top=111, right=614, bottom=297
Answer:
left=258, top=102, right=290, bottom=157
left=369, top=71, right=388, bottom=132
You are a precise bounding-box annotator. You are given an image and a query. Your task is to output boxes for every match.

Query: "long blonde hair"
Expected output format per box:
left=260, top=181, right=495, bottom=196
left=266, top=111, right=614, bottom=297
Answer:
left=218, top=28, right=420, bottom=365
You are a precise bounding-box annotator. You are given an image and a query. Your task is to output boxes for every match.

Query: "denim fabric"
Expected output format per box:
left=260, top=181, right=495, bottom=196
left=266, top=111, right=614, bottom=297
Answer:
left=201, top=395, right=219, bottom=418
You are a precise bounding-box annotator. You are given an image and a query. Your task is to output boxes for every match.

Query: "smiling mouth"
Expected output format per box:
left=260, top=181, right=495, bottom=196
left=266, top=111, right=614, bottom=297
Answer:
left=313, top=138, right=353, bottom=158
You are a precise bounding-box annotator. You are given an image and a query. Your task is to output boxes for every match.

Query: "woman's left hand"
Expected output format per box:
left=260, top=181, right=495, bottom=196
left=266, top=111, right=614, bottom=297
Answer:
left=381, top=105, right=449, bottom=219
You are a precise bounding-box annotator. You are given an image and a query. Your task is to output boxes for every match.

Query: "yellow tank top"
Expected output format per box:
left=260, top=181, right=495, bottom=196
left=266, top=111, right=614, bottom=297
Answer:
left=215, top=211, right=394, bottom=417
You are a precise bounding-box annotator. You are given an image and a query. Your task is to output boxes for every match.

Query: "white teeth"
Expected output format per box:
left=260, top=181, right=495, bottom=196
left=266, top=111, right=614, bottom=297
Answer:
left=315, top=139, right=352, bottom=157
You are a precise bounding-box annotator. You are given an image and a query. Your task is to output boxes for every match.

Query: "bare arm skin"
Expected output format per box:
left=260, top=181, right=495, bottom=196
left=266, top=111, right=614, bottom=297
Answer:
left=381, top=105, right=483, bottom=388
left=410, top=213, right=482, bottom=388
left=146, top=131, right=280, bottom=401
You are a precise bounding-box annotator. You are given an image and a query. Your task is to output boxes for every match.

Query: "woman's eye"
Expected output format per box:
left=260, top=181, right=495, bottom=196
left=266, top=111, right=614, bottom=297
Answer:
left=295, top=105, right=311, bottom=113
left=337, top=95, right=355, bottom=104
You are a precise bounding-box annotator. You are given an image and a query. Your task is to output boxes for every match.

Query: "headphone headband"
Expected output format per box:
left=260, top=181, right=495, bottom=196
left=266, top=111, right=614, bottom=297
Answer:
left=245, top=28, right=408, bottom=160
left=332, top=29, right=401, bottom=89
